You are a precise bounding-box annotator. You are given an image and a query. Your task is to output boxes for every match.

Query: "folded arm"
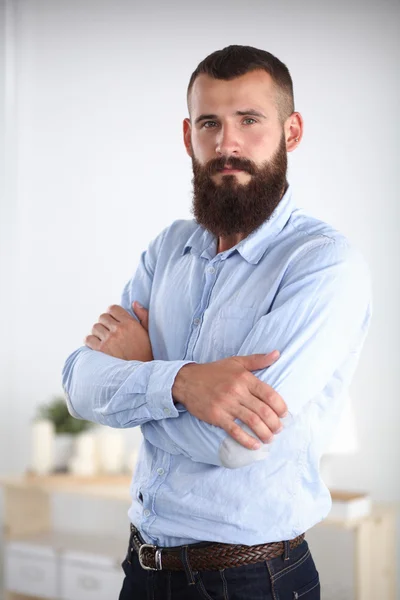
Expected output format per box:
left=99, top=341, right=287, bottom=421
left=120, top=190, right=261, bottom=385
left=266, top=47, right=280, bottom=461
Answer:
left=141, top=239, right=372, bottom=467
left=62, top=225, right=194, bottom=428
left=62, top=347, right=193, bottom=428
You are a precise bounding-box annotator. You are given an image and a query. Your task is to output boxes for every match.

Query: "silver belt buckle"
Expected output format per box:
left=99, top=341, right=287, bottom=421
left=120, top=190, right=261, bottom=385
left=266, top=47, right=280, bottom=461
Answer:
left=138, top=543, right=163, bottom=571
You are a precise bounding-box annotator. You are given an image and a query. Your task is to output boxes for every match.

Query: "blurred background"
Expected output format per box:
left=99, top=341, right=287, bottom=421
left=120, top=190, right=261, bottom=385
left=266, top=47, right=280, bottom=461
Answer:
left=0, top=0, right=399, bottom=598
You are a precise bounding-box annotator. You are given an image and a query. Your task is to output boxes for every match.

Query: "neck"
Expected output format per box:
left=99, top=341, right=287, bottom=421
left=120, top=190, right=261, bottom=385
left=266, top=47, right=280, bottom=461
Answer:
left=217, top=233, right=246, bottom=253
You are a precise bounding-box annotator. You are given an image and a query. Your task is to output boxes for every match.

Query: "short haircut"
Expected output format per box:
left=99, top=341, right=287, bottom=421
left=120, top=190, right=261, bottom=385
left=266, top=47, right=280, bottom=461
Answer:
left=187, top=45, right=295, bottom=125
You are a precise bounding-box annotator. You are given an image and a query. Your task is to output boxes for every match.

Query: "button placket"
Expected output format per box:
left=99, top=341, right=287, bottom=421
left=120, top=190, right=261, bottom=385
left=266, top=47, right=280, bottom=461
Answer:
left=185, top=260, right=220, bottom=358
left=193, top=262, right=218, bottom=327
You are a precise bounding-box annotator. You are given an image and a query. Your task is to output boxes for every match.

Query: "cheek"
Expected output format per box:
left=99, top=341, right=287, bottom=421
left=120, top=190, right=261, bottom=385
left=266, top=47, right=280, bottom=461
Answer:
left=191, top=134, right=213, bottom=162
left=246, top=129, right=270, bottom=150
left=244, top=130, right=280, bottom=161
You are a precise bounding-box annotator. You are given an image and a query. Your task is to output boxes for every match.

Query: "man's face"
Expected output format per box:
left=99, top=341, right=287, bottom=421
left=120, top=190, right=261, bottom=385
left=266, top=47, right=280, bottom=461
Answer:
left=184, top=70, right=291, bottom=237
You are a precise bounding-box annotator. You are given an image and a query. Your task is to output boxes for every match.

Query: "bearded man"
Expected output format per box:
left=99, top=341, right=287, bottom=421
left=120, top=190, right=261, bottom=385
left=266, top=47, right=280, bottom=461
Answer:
left=62, top=45, right=371, bottom=600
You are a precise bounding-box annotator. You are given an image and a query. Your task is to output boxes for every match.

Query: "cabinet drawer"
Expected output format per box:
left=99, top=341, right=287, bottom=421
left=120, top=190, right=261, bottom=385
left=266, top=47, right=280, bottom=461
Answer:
left=61, top=561, right=122, bottom=600
left=5, top=550, right=58, bottom=598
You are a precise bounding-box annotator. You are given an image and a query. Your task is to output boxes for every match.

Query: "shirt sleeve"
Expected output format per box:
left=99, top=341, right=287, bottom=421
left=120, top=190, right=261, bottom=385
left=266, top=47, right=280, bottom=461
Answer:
left=61, top=225, right=194, bottom=428
left=140, top=238, right=372, bottom=468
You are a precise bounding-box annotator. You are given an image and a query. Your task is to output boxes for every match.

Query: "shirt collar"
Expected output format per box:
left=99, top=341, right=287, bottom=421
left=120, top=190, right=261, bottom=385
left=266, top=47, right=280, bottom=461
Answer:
left=182, top=185, right=295, bottom=265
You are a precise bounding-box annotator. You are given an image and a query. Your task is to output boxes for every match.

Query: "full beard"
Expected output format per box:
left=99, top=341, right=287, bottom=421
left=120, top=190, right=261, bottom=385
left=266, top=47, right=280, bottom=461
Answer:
left=191, top=132, right=288, bottom=238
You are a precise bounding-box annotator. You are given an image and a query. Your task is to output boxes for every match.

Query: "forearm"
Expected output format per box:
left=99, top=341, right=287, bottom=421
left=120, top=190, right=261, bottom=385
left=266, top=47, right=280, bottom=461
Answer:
left=62, top=346, right=194, bottom=428
left=141, top=410, right=270, bottom=468
left=141, top=243, right=371, bottom=467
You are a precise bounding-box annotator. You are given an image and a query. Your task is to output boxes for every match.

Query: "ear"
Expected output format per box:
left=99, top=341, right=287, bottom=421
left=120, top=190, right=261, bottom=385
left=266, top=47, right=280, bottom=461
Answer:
left=183, top=118, right=193, bottom=157
left=284, top=112, right=304, bottom=152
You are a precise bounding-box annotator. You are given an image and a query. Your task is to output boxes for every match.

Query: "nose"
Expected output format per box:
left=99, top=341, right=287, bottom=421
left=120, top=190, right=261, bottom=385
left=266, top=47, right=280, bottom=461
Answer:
left=215, top=124, right=241, bottom=156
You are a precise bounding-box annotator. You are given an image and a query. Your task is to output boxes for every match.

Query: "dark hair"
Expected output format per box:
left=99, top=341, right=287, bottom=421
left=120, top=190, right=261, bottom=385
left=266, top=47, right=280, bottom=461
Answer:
left=187, top=45, right=294, bottom=125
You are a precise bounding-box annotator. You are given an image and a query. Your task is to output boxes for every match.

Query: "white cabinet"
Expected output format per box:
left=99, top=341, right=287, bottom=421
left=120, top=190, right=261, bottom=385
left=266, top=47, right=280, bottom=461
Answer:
left=3, top=533, right=127, bottom=600
left=5, top=544, right=58, bottom=599
left=61, top=557, right=122, bottom=600
left=2, top=475, right=396, bottom=600
left=4, top=544, right=124, bottom=600
left=0, top=474, right=131, bottom=600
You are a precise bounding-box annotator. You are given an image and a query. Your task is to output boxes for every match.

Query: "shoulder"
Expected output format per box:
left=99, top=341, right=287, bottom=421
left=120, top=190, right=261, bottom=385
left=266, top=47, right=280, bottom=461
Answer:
left=286, top=208, right=349, bottom=251
left=283, top=209, right=369, bottom=277
left=270, top=210, right=371, bottom=310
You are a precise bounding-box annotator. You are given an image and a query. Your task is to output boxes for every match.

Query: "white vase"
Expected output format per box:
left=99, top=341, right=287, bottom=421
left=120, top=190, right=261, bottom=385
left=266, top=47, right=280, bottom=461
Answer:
left=31, top=419, right=55, bottom=475
left=53, top=433, right=74, bottom=472
left=97, top=428, right=125, bottom=475
left=68, top=431, right=99, bottom=477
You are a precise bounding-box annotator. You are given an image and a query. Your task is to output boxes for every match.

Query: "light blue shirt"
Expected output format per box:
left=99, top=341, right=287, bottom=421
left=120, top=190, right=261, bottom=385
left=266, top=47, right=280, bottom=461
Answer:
left=62, top=186, right=372, bottom=546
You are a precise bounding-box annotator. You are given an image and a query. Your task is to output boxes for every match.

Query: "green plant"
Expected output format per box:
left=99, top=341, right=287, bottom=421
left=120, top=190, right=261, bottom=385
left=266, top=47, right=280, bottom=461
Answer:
left=36, top=395, right=93, bottom=435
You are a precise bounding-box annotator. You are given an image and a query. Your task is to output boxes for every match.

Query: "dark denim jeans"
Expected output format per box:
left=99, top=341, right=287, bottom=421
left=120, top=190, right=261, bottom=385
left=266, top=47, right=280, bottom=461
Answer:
left=118, top=534, right=320, bottom=600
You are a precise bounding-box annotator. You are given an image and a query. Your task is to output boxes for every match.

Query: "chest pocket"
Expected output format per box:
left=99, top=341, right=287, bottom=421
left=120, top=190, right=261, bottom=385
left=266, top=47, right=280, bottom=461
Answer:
left=211, top=305, right=258, bottom=358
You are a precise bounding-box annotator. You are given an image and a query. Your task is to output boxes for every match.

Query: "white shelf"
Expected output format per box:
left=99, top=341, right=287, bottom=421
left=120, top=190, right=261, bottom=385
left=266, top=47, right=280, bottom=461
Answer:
left=0, top=475, right=131, bottom=600
left=7, top=530, right=126, bottom=567
left=0, top=474, right=132, bottom=502
left=0, top=476, right=397, bottom=600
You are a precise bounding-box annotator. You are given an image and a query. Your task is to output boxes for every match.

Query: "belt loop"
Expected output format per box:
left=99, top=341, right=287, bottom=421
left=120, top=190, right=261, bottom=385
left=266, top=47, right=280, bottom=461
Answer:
left=284, top=540, right=290, bottom=561
left=180, top=546, right=196, bottom=585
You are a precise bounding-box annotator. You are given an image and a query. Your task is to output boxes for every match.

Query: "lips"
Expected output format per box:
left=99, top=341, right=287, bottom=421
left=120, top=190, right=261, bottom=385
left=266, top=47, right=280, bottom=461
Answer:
left=220, top=165, right=244, bottom=172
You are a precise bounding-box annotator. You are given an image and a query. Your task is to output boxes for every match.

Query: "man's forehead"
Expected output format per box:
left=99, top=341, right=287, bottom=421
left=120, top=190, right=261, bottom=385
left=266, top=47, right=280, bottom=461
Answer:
left=189, top=70, right=276, bottom=115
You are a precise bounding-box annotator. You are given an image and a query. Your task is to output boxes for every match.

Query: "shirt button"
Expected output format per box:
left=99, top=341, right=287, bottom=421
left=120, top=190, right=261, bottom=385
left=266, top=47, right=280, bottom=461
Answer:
left=207, top=267, right=216, bottom=274
left=163, top=407, right=171, bottom=416
left=157, top=468, right=164, bottom=476
left=143, top=509, right=151, bottom=517
left=193, top=318, right=200, bottom=326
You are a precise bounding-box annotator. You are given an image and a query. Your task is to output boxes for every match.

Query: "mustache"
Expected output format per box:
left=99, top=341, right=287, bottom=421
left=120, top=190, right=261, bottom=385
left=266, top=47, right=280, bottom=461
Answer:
left=202, top=156, right=258, bottom=176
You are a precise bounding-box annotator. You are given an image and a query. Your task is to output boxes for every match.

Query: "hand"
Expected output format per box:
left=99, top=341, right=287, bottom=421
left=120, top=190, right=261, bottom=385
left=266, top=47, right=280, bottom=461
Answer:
left=172, top=352, right=287, bottom=450
left=84, top=302, right=153, bottom=361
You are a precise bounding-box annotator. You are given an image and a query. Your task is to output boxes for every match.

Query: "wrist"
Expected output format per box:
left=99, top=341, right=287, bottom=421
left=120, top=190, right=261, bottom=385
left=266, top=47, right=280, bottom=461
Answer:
left=172, top=363, right=197, bottom=405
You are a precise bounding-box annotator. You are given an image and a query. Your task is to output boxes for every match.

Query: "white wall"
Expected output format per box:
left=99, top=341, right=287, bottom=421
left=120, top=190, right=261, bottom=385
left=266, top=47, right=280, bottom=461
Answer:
left=1, top=0, right=399, bottom=596
left=1, top=0, right=15, bottom=475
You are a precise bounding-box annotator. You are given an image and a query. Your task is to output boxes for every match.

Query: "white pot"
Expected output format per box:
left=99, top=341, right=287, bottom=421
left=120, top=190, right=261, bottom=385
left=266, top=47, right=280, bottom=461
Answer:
left=31, top=419, right=55, bottom=475
left=68, top=431, right=99, bottom=476
left=53, top=433, right=74, bottom=471
left=97, top=428, right=125, bottom=475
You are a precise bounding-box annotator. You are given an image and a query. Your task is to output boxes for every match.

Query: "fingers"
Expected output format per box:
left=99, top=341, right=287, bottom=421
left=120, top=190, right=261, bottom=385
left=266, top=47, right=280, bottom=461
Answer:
left=86, top=310, right=123, bottom=348
left=237, top=398, right=282, bottom=443
left=91, top=323, right=109, bottom=340
left=132, top=301, right=149, bottom=331
left=84, top=334, right=101, bottom=350
left=220, top=403, right=283, bottom=450
left=260, top=350, right=280, bottom=367
left=221, top=418, right=263, bottom=451
left=106, top=304, right=132, bottom=322
left=234, top=351, right=280, bottom=371
left=98, top=312, right=119, bottom=331
left=250, top=377, right=288, bottom=418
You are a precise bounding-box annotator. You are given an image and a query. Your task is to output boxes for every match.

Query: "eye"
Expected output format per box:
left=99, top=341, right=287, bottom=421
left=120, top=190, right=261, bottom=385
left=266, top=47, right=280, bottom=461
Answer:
left=202, top=121, right=218, bottom=129
left=243, top=118, right=257, bottom=125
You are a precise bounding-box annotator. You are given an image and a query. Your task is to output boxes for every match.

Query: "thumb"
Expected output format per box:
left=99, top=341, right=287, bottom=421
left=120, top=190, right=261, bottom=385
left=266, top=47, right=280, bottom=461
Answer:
left=132, top=301, right=149, bottom=331
left=235, top=350, right=280, bottom=371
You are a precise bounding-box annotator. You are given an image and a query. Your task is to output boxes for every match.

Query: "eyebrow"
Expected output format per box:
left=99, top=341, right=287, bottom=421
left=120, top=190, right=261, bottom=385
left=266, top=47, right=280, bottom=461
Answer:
left=194, top=109, right=267, bottom=125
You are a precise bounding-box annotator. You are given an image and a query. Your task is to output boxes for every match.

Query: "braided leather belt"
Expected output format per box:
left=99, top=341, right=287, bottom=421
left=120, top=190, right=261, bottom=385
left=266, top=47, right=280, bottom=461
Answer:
left=130, top=524, right=305, bottom=571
